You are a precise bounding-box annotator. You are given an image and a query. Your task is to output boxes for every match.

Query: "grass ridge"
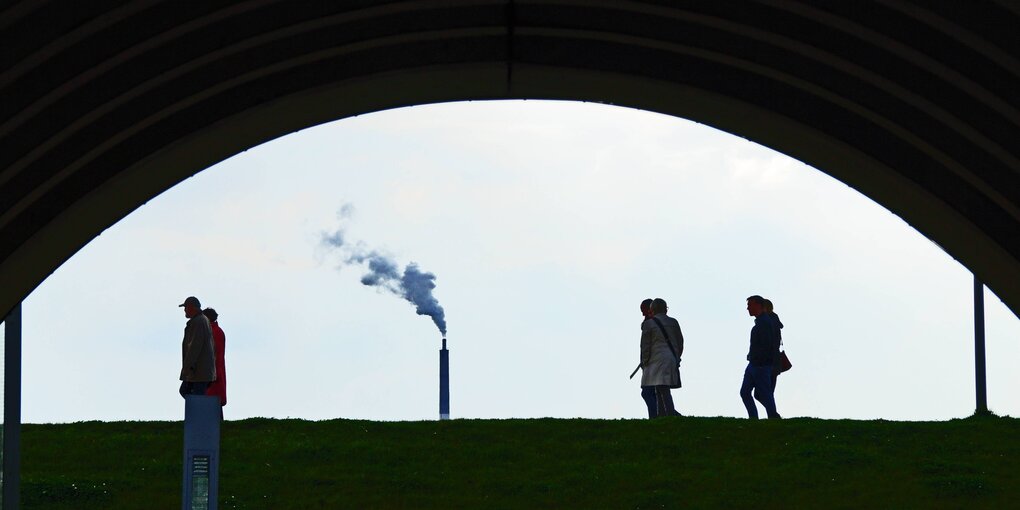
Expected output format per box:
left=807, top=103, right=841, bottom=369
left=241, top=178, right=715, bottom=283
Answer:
left=21, top=415, right=1020, bottom=509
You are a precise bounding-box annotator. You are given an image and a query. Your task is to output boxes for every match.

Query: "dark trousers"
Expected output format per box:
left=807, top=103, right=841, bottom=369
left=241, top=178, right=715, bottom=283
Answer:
left=655, top=386, right=676, bottom=417
left=643, top=386, right=682, bottom=418
left=770, top=359, right=783, bottom=392
left=740, top=364, right=780, bottom=419
left=641, top=386, right=658, bottom=418
left=179, top=381, right=209, bottom=398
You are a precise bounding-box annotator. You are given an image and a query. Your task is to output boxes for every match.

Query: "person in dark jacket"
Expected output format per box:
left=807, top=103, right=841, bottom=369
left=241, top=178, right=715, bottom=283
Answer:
left=740, top=295, right=781, bottom=419
left=178, top=296, right=216, bottom=398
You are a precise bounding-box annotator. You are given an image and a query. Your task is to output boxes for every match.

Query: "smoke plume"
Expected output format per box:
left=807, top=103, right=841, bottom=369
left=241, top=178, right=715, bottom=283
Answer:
left=321, top=204, right=447, bottom=336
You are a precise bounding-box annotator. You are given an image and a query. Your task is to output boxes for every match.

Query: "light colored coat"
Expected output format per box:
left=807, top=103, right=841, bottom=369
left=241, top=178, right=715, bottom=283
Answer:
left=180, top=313, right=216, bottom=382
left=640, top=313, right=684, bottom=387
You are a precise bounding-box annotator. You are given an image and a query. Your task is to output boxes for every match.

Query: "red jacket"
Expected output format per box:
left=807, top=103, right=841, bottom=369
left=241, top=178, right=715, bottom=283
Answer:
left=205, top=321, right=227, bottom=406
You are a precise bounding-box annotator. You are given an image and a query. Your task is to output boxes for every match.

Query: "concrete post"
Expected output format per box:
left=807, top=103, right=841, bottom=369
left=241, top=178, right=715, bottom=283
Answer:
left=182, top=395, right=220, bottom=510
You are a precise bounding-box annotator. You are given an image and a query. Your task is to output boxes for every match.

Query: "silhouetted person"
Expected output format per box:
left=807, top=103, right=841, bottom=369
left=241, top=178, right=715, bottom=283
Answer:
left=640, top=298, right=684, bottom=417
left=740, top=295, right=781, bottom=419
left=179, top=296, right=216, bottom=398
left=638, top=298, right=658, bottom=418
left=763, top=299, right=784, bottom=392
left=203, top=308, right=227, bottom=411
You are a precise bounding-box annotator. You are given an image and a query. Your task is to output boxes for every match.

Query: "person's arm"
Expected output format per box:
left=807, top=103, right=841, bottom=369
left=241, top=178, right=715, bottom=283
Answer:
left=203, top=322, right=216, bottom=380
left=673, top=320, right=684, bottom=360
left=755, top=318, right=778, bottom=362
left=748, top=323, right=761, bottom=361
left=181, top=320, right=203, bottom=377
left=640, top=322, right=653, bottom=367
left=217, top=328, right=226, bottom=370
left=768, top=317, right=781, bottom=355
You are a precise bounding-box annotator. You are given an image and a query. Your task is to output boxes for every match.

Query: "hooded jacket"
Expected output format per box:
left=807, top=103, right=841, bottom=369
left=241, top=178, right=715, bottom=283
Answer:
left=746, top=313, right=780, bottom=367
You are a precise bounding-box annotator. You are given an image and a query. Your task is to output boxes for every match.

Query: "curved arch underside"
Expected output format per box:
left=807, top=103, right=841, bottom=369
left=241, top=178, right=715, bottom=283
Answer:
left=1, top=1, right=1018, bottom=317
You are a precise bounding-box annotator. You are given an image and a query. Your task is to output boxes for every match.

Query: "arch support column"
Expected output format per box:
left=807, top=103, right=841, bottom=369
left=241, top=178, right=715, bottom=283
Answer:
left=3, top=303, right=22, bottom=509
left=974, top=277, right=987, bottom=415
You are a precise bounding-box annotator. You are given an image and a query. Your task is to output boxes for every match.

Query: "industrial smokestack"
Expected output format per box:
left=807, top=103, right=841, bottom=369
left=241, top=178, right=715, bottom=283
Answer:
left=439, top=337, right=450, bottom=420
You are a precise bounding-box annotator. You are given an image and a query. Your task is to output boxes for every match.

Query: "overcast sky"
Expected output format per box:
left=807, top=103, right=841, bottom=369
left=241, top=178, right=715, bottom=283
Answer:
left=6, top=100, right=1018, bottom=423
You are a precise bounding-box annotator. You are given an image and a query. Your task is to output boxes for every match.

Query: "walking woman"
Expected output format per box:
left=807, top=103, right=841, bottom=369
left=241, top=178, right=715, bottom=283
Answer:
left=763, top=299, right=784, bottom=391
left=639, top=298, right=684, bottom=417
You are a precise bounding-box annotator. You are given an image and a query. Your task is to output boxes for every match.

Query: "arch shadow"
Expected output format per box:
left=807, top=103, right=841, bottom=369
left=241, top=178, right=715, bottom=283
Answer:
left=1, top=2, right=1017, bottom=317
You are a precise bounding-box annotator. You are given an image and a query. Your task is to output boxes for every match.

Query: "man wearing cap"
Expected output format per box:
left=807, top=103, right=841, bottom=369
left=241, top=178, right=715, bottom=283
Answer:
left=178, top=296, right=216, bottom=398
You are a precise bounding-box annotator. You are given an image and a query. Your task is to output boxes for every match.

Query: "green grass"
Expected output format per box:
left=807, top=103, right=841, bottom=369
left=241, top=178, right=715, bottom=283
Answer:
left=20, top=415, right=1020, bottom=509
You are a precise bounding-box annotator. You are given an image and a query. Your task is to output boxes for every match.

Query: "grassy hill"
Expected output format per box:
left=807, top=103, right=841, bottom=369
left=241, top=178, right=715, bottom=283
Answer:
left=20, top=415, right=1020, bottom=509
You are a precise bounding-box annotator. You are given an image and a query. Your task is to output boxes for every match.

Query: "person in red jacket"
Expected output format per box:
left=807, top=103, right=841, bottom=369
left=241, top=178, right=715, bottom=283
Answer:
left=202, top=308, right=227, bottom=413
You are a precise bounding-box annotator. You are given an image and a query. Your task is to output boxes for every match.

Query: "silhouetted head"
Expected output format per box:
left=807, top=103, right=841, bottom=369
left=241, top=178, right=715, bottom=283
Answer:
left=640, top=298, right=653, bottom=318
left=746, top=295, right=765, bottom=317
left=179, top=296, right=202, bottom=319
left=652, top=298, right=667, bottom=315
left=763, top=299, right=774, bottom=313
left=203, top=307, right=219, bottom=323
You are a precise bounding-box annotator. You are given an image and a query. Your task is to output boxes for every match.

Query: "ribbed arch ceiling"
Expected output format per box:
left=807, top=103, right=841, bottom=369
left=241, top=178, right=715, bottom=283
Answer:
left=1, top=1, right=1018, bottom=317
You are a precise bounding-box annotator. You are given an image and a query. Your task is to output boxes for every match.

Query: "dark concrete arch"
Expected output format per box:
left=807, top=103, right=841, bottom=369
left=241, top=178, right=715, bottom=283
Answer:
left=2, top=1, right=1018, bottom=318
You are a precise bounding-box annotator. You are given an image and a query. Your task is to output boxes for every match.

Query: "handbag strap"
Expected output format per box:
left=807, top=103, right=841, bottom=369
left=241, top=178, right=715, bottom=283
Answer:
left=651, top=317, right=680, bottom=364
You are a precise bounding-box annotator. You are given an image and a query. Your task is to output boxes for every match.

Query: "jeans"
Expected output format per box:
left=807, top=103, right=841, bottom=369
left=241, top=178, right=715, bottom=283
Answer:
left=641, top=386, right=658, bottom=418
left=740, top=363, right=780, bottom=419
left=179, top=381, right=209, bottom=398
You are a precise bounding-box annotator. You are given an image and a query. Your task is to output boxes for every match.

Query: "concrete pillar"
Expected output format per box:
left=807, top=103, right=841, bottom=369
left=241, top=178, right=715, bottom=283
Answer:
left=182, top=395, right=220, bottom=510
